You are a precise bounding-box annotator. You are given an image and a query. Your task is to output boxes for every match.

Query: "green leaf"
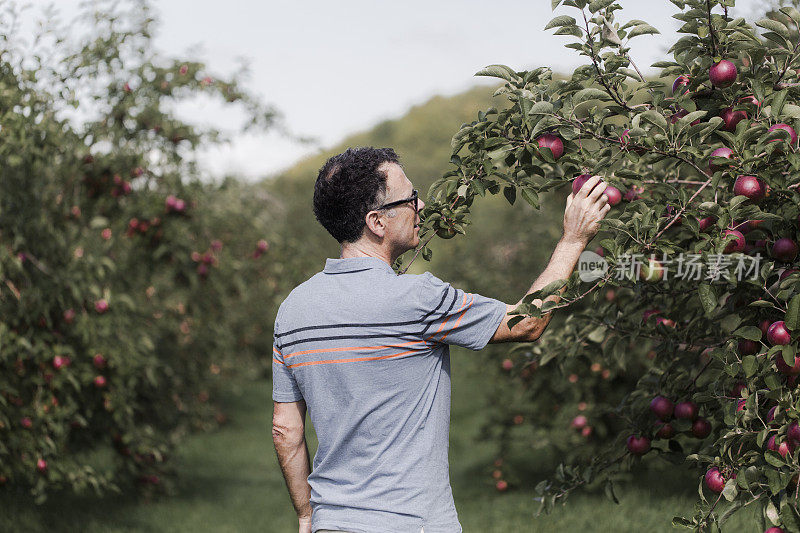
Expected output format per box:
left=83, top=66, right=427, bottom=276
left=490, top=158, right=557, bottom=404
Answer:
left=529, top=101, right=554, bottom=115
left=765, top=450, right=786, bottom=467
left=544, top=15, right=578, bottom=30
left=733, top=326, right=763, bottom=341
left=627, top=23, right=660, bottom=38
left=757, top=18, right=791, bottom=40
left=765, top=373, right=782, bottom=390
left=773, top=89, right=789, bottom=117
left=573, top=87, right=610, bottom=103
left=641, top=110, right=668, bottom=130
left=722, top=479, right=738, bottom=501
left=786, top=294, right=800, bottom=331
left=588, top=0, right=615, bottom=13
left=698, top=283, right=716, bottom=316
left=742, top=355, right=757, bottom=377
left=503, top=185, right=516, bottom=205
left=475, top=65, right=518, bottom=83
left=783, top=104, right=800, bottom=119
left=780, top=6, right=800, bottom=26
left=521, top=188, right=539, bottom=208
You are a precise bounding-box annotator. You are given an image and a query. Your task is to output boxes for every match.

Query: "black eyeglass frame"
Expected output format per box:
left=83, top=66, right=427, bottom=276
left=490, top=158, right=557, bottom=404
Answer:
left=375, top=189, right=418, bottom=213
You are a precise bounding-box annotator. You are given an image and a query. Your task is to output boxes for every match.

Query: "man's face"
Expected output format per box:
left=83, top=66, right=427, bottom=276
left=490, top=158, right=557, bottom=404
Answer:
left=379, top=162, right=425, bottom=254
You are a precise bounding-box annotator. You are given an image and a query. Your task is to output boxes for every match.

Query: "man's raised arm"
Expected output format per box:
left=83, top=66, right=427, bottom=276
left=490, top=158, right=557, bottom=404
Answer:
left=490, top=175, right=611, bottom=344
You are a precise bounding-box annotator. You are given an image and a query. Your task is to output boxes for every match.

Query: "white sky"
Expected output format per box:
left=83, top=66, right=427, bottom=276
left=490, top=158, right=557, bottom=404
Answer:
left=29, top=0, right=763, bottom=180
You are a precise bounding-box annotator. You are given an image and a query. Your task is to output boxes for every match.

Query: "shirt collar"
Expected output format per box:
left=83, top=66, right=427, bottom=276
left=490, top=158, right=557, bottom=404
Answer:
left=323, top=257, right=396, bottom=275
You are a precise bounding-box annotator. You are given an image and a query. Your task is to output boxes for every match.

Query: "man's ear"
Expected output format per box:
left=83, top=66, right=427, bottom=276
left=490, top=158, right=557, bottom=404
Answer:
left=364, top=210, right=386, bottom=239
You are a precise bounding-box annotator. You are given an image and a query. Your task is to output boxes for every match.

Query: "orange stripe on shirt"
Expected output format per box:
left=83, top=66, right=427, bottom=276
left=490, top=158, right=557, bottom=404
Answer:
left=426, top=292, right=470, bottom=342
left=287, top=349, right=417, bottom=368
left=283, top=338, right=426, bottom=360
left=437, top=295, right=475, bottom=342
left=272, top=358, right=284, bottom=365
left=273, top=347, right=282, bottom=356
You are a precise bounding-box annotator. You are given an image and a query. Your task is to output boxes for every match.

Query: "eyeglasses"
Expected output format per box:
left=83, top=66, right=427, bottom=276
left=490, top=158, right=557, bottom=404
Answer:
left=376, top=189, right=418, bottom=213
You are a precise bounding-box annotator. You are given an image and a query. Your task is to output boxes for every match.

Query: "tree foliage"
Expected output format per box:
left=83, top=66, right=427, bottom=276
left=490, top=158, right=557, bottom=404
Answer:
left=413, top=0, right=800, bottom=530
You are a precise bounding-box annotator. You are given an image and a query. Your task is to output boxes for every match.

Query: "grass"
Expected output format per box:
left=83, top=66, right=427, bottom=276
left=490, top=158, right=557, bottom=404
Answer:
left=2, top=351, right=764, bottom=532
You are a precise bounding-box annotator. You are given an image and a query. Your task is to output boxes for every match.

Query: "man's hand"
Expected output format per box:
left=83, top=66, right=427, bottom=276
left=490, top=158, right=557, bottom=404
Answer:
left=298, top=514, right=312, bottom=533
left=563, top=175, right=611, bottom=245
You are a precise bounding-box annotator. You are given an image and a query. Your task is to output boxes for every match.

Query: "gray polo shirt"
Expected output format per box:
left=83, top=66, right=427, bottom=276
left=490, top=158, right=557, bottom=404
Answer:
left=272, top=257, right=506, bottom=533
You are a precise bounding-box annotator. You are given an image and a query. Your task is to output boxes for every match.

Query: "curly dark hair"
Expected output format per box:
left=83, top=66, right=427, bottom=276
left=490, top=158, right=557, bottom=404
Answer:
left=313, top=147, right=400, bottom=243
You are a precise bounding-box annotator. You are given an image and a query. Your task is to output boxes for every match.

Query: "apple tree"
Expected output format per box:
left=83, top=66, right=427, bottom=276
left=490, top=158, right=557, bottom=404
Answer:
left=410, top=0, right=800, bottom=530
left=0, top=0, right=287, bottom=502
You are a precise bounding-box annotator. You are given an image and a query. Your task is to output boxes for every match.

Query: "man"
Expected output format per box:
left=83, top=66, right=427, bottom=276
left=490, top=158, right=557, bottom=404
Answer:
left=272, top=147, right=609, bottom=533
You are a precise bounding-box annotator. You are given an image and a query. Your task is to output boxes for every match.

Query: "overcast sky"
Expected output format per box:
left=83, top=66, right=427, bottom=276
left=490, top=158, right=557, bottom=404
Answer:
left=31, top=0, right=764, bottom=180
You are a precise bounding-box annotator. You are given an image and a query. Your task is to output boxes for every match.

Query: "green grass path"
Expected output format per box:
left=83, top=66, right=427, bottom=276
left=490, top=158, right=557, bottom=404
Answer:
left=3, top=356, right=762, bottom=532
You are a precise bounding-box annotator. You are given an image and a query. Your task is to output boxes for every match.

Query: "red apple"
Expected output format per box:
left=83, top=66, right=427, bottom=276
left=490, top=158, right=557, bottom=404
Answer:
left=501, top=359, right=513, bottom=371
left=692, top=418, right=712, bottom=438
left=36, top=459, right=47, bottom=473
left=731, top=382, right=746, bottom=397
left=772, top=238, right=799, bottom=263
left=698, top=216, right=717, bottom=232
left=257, top=239, right=269, bottom=253
left=675, top=401, right=698, bottom=420
left=21, top=417, right=32, bottom=428
left=777, top=353, right=800, bottom=375
left=709, top=60, right=737, bottom=88
left=765, top=528, right=785, bottom=533
left=94, top=299, right=109, bottom=313
left=639, top=259, right=664, bottom=282
left=63, top=309, right=76, bottom=324
left=738, top=339, right=760, bottom=356
left=720, top=107, right=747, bottom=132
left=642, top=308, right=661, bottom=323
left=496, top=480, right=508, bottom=491
left=670, top=109, right=700, bottom=125
left=655, top=317, right=676, bottom=328
left=536, top=134, right=564, bottom=160
left=650, top=396, right=674, bottom=420
left=722, top=229, right=746, bottom=253
left=767, top=405, right=778, bottom=425
left=626, top=435, right=651, bottom=456
left=93, top=354, right=106, bottom=368
left=768, top=321, right=792, bottom=346
left=739, top=95, right=760, bottom=107
left=571, top=174, right=591, bottom=194
left=672, top=75, right=690, bottom=95
left=603, top=186, right=622, bottom=206
left=704, top=467, right=726, bottom=493
left=780, top=439, right=797, bottom=458
left=769, top=123, right=798, bottom=146
left=760, top=319, right=773, bottom=337
left=581, top=426, right=593, bottom=437
left=708, top=147, right=734, bottom=172
left=737, top=399, right=746, bottom=412
left=624, top=185, right=644, bottom=201
left=571, top=415, right=588, bottom=429
left=789, top=421, right=800, bottom=442
left=52, top=355, right=70, bottom=369
left=733, top=175, right=766, bottom=203
left=655, top=422, right=675, bottom=439
left=94, top=375, right=107, bottom=388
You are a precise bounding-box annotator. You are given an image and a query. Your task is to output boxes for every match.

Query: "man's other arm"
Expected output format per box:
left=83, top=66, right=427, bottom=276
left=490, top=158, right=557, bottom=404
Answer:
left=273, top=400, right=312, bottom=533
left=490, top=175, right=611, bottom=344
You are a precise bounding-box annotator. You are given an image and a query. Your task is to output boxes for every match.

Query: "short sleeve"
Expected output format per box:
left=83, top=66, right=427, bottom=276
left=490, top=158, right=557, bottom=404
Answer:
left=416, top=272, right=507, bottom=351
left=272, top=316, right=304, bottom=402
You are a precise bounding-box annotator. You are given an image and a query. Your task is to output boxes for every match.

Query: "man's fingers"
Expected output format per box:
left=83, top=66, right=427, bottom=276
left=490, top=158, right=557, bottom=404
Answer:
left=576, top=175, right=603, bottom=199
left=586, top=180, right=609, bottom=202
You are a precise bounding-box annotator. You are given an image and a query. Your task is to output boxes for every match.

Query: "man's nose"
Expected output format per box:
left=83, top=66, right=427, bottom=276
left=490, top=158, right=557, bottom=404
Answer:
left=418, top=198, right=425, bottom=211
